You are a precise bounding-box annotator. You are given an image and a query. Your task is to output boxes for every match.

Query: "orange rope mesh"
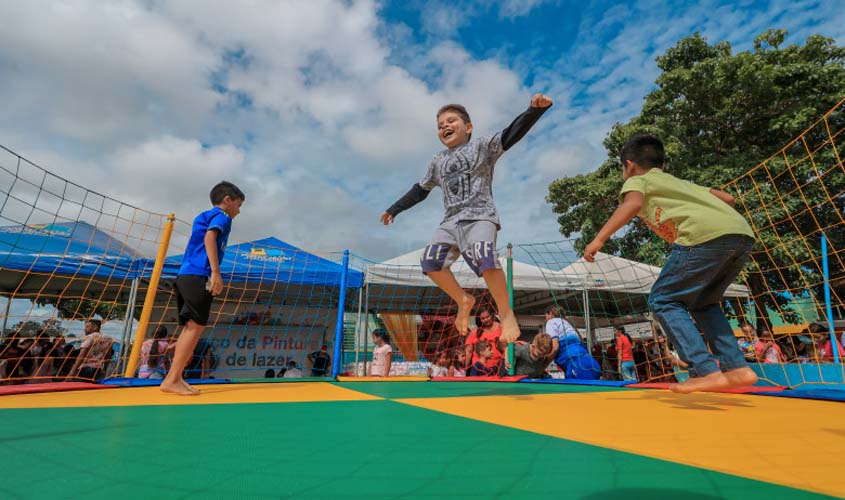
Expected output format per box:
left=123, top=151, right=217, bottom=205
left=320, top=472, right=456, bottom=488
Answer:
left=0, top=145, right=170, bottom=384
left=2, top=98, right=844, bottom=386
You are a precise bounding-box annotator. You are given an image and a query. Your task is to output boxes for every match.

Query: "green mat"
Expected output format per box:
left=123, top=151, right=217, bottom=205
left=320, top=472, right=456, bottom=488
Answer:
left=0, top=398, right=829, bottom=499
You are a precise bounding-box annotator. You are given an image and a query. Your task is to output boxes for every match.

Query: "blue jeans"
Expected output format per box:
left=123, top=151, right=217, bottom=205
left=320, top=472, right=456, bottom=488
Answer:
left=648, top=234, right=754, bottom=378
left=620, top=361, right=638, bottom=381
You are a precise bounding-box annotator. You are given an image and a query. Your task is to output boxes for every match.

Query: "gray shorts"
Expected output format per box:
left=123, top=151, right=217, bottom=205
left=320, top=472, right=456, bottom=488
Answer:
left=420, top=220, right=501, bottom=277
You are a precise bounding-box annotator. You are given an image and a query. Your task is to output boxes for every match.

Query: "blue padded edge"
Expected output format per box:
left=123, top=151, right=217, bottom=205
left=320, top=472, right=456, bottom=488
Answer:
left=102, top=377, right=231, bottom=387
left=750, top=388, right=845, bottom=402
left=519, top=378, right=636, bottom=387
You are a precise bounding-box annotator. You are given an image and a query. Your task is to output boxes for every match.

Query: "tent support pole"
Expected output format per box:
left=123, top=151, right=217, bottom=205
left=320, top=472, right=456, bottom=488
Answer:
left=117, top=278, right=140, bottom=374
left=354, top=281, right=364, bottom=375
left=1, top=295, right=11, bottom=338
left=362, top=283, right=370, bottom=377
left=583, top=288, right=592, bottom=349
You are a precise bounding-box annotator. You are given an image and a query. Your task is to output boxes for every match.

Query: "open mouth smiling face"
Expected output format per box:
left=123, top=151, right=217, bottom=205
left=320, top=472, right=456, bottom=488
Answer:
left=438, top=111, right=472, bottom=147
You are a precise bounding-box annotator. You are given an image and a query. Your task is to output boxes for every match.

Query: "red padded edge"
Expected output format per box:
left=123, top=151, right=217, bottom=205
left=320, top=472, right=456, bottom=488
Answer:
left=431, top=376, right=527, bottom=382
left=0, top=382, right=116, bottom=396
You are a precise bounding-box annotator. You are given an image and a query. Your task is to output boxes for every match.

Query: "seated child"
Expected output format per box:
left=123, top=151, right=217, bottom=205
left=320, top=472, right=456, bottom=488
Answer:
left=514, top=333, right=554, bottom=378
left=429, top=350, right=450, bottom=377
left=469, top=340, right=499, bottom=376
left=448, top=349, right=467, bottom=377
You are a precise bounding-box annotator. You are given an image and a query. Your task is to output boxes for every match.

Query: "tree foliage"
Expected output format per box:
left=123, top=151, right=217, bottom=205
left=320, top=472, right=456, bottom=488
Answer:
left=3, top=318, right=65, bottom=338
left=547, top=30, right=845, bottom=324
left=32, top=297, right=128, bottom=322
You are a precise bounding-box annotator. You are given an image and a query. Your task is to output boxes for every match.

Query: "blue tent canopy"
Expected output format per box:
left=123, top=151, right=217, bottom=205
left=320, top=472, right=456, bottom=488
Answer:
left=0, top=222, right=361, bottom=290
left=153, top=237, right=362, bottom=288
left=0, top=221, right=140, bottom=280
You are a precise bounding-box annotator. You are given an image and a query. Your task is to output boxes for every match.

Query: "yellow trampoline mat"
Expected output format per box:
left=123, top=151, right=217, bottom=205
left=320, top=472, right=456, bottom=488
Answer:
left=398, top=390, right=845, bottom=497
left=0, top=382, right=381, bottom=409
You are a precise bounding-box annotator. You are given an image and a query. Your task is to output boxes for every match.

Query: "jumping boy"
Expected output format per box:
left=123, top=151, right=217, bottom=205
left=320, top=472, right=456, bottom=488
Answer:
left=160, top=181, right=244, bottom=395
left=584, top=134, right=758, bottom=393
left=381, top=94, right=553, bottom=342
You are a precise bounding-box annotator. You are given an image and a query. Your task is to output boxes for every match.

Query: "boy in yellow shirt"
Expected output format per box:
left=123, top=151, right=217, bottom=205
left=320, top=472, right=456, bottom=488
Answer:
left=585, top=134, right=758, bottom=393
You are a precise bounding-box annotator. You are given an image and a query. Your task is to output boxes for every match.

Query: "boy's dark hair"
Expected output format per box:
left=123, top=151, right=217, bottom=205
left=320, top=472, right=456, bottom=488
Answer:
left=475, top=339, right=491, bottom=355
left=87, top=319, right=102, bottom=331
left=620, top=134, right=665, bottom=168
left=372, top=328, right=391, bottom=344
left=210, top=181, right=245, bottom=205
left=475, top=307, right=496, bottom=326
left=546, top=305, right=560, bottom=318
left=437, top=104, right=471, bottom=125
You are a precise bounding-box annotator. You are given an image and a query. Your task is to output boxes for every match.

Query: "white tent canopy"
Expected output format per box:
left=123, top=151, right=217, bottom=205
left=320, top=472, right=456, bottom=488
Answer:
left=556, top=252, right=749, bottom=297
left=365, top=249, right=749, bottom=298
left=365, top=248, right=553, bottom=291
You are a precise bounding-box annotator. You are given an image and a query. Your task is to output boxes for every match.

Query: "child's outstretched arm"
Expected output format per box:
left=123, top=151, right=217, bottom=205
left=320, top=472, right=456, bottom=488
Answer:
left=709, top=188, right=735, bottom=207
left=380, top=184, right=431, bottom=225
left=583, top=191, right=644, bottom=262
left=500, top=94, right=553, bottom=151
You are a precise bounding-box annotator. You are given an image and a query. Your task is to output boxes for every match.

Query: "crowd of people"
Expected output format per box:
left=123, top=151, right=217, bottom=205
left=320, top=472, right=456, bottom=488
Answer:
left=411, top=308, right=844, bottom=383
left=0, top=319, right=115, bottom=384
left=261, top=345, right=333, bottom=379
left=3, top=314, right=842, bottom=384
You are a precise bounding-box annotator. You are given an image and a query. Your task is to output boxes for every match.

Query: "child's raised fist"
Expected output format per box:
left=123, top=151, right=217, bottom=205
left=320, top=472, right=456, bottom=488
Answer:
left=531, top=94, right=553, bottom=108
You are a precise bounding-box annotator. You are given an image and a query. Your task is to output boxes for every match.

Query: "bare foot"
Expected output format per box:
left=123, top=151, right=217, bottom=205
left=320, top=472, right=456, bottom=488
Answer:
left=455, top=294, right=476, bottom=336
left=181, top=380, right=200, bottom=395
left=160, top=379, right=198, bottom=396
left=499, top=312, right=521, bottom=343
left=669, top=371, right=731, bottom=394
left=723, top=367, right=758, bottom=389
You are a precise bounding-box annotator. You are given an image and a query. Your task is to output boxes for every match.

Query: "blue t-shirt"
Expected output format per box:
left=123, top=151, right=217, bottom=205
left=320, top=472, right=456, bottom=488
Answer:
left=179, top=207, right=232, bottom=277
left=469, top=361, right=498, bottom=377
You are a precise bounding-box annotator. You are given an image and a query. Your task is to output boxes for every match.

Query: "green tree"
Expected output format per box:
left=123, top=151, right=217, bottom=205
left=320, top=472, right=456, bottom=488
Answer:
left=548, top=29, right=845, bottom=326
left=4, top=318, right=65, bottom=338
left=32, top=297, right=128, bottom=322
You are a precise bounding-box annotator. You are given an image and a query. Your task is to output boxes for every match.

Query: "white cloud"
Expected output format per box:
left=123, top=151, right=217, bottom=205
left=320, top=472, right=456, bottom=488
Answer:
left=0, top=0, right=841, bottom=265
left=497, top=0, right=556, bottom=19
left=0, top=1, right=219, bottom=144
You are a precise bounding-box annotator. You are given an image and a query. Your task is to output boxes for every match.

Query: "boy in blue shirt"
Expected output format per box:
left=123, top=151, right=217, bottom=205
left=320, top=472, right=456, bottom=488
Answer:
left=381, top=94, right=553, bottom=343
left=160, top=181, right=244, bottom=395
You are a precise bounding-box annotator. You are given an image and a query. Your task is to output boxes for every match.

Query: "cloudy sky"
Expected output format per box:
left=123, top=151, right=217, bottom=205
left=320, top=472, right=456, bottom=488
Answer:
left=1, top=0, right=843, bottom=262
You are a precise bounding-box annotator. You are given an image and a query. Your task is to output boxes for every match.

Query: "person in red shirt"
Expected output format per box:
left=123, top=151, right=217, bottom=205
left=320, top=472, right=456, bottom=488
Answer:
left=810, top=323, right=845, bottom=362
left=754, top=329, right=784, bottom=364
left=464, top=309, right=507, bottom=372
left=615, top=327, right=637, bottom=381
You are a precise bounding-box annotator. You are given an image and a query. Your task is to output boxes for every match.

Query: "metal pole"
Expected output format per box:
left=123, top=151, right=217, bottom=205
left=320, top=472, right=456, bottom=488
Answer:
left=331, top=250, right=350, bottom=378
left=583, top=288, right=592, bottom=349
left=1, top=295, right=11, bottom=338
left=124, top=214, right=175, bottom=377
left=822, top=234, right=840, bottom=364
left=362, top=283, right=370, bottom=377
left=506, top=243, right=515, bottom=375
left=354, top=282, right=363, bottom=374
left=117, top=277, right=140, bottom=374
left=746, top=297, right=754, bottom=328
